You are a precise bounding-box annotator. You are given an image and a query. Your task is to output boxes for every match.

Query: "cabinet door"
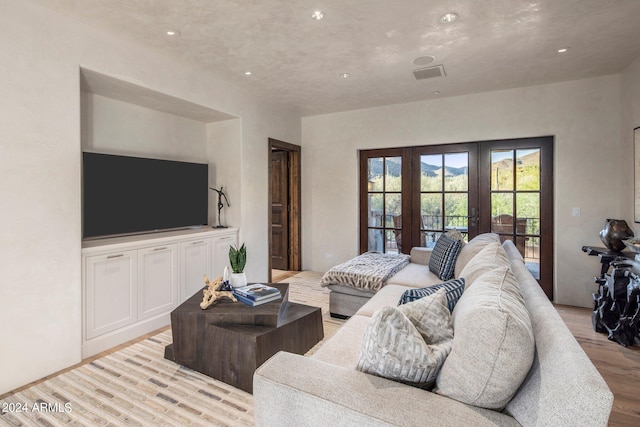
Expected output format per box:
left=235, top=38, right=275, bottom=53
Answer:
left=138, top=244, right=178, bottom=320
left=180, top=239, right=211, bottom=302
left=85, top=251, right=137, bottom=339
left=212, top=233, right=238, bottom=279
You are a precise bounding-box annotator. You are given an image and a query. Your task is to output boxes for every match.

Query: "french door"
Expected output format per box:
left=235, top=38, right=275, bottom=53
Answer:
left=360, top=136, right=553, bottom=298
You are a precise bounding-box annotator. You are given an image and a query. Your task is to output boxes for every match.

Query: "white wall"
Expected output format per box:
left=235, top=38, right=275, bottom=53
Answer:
left=621, top=57, right=640, bottom=228
left=302, top=75, right=624, bottom=307
left=0, top=0, right=300, bottom=394
left=207, top=119, right=242, bottom=228
left=82, top=92, right=208, bottom=163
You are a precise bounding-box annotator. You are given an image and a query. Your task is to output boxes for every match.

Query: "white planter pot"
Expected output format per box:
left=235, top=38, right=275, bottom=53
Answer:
left=229, top=272, right=247, bottom=289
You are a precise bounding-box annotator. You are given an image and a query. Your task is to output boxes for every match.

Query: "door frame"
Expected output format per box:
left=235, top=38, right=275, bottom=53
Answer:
left=359, top=136, right=554, bottom=299
left=268, top=138, right=301, bottom=280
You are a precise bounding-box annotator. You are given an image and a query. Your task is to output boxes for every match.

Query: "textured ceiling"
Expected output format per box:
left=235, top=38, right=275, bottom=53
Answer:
left=35, top=0, right=640, bottom=116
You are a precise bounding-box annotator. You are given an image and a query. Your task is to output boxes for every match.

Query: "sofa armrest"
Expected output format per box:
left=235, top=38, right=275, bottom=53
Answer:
left=254, top=352, right=518, bottom=427
left=409, top=247, right=432, bottom=265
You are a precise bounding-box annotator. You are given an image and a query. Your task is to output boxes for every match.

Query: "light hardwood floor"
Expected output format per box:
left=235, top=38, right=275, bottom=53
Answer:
left=555, top=304, right=640, bottom=426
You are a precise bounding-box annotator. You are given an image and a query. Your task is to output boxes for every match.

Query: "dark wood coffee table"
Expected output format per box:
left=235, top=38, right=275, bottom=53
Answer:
left=164, top=283, right=323, bottom=393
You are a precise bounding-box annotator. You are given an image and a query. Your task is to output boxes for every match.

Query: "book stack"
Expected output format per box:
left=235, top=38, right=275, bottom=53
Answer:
left=233, top=284, right=282, bottom=307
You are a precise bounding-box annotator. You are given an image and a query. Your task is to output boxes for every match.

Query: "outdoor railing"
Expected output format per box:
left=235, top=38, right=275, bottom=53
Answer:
left=370, top=213, right=540, bottom=261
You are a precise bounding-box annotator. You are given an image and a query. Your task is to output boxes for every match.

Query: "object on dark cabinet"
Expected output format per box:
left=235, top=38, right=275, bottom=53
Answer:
left=599, top=219, right=634, bottom=252
left=592, top=261, right=640, bottom=347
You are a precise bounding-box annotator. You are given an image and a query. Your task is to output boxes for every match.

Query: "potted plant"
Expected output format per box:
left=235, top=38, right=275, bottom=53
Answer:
left=229, top=243, right=247, bottom=288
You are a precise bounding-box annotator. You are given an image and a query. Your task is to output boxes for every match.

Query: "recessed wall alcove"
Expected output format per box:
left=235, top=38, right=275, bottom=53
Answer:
left=79, top=68, right=238, bottom=227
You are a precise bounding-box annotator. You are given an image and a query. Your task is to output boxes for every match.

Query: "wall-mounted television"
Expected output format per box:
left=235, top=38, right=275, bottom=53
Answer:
left=82, top=152, right=208, bottom=239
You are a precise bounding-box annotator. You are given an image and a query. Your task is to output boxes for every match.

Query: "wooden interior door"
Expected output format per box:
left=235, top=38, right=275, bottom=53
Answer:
left=271, top=150, right=289, bottom=270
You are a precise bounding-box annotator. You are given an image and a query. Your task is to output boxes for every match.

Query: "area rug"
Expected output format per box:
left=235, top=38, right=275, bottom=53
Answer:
left=0, top=272, right=344, bottom=427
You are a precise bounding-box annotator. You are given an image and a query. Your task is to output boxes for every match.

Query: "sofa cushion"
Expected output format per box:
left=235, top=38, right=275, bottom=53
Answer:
left=457, top=241, right=510, bottom=288
left=357, top=289, right=453, bottom=389
left=444, top=228, right=466, bottom=245
left=356, top=284, right=412, bottom=317
left=435, top=267, right=535, bottom=410
left=311, top=314, right=370, bottom=369
left=397, top=277, right=465, bottom=312
left=387, top=262, right=443, bottom=288
left=429, top=235, right=463, bottom=280
left=454, top=233, right=501, bottom=278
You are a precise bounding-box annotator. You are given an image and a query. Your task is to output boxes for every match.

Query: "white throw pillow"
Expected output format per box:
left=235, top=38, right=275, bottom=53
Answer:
left=357, top=289, right=453, bottom=389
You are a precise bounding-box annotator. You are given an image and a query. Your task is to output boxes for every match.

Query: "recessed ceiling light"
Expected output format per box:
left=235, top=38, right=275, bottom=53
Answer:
left=440, top=13, right=458, bottom=23
left=165, top=28, right=180, bottom=37
left=340, top=73, right=351, bottom=79
left=311, top=10, right=324, bottom=20
left=557, top=47, right=570, bottom=53
left=413, top=55, right=436, bottom=66
left=245, top=71, right=252, bottom=76
left=433, top=90, right=441, bottom=95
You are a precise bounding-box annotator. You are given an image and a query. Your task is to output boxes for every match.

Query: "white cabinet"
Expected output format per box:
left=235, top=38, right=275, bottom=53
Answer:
left=212, top=233, right=237, bottom=281
left=138, top=244, right=178, bottom=321
left=179, top=232, right=238, bottom=302
left=85, top=250, right=137, bottom=340
left=82, top=228, right=238, bottom=358
left=180, top=239, right=211, bottom=302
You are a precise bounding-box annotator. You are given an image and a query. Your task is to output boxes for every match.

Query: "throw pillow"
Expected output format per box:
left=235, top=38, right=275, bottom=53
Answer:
left=398, top=288, right=454, bottom=345
left=397, top=277, right=465, bottom=312
left=444, top=228, right=466, bottom=246
left=454, top=233, right=501, bottom=278
left=357, top=289, right=453, bottom=389
left=429, top=235, right=463, bottom=281
left=434, top=267, right=535, bottom=410
left=457, top=242, right=509, bottom=290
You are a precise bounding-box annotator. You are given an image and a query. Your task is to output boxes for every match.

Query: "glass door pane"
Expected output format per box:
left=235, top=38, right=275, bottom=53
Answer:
left=364, top=155, right=403, bottom=254
left=415, top=147, right=475, bottom=248
left=488, top=147, right=542, bottom=279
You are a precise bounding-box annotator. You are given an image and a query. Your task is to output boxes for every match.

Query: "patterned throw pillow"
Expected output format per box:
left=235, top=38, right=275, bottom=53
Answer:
left=357, top=289, right=453, bottom=389
left=397, top=277, right=465, bottom=312
left=429, top=234, right=463, bottom=280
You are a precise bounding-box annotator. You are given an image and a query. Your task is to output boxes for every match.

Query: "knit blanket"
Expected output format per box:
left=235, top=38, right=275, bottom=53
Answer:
left=320, top=252, right=410, bottom=292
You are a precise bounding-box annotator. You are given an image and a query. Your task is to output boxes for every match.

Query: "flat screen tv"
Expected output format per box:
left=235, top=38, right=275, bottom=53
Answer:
left=83, top=152, right=208, bottom=239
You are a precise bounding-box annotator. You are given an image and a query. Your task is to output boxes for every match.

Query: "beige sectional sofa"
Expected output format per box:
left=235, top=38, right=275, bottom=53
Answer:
left=326, top=236, right=485, bottom=318
left=254, top=234, right=614, bottom=426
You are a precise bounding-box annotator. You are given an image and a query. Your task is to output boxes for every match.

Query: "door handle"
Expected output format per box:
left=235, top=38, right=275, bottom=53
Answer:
left=468, top=208, right=479, bottom=226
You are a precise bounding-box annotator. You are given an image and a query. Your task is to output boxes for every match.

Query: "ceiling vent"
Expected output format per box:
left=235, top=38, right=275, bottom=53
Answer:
left=413, top=64, right=446, bottom=80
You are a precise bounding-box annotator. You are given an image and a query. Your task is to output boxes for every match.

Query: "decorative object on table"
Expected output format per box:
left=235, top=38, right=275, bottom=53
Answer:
left=234, top=283, right=281, bottom=302
left=592, top=262, right=640, bottom=347
left=234, top=291, right=282, bottom=307
left=200, top=275, right=237, bottom=310
left=623, top=237, right=640, bottom=256
left=209, top=186, right=230, bottom=228
left=229, top=243, right=247, bottom=288
left=599, top=219, right=634, bottom=252
left=219, top=266, right=233, bottom=291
